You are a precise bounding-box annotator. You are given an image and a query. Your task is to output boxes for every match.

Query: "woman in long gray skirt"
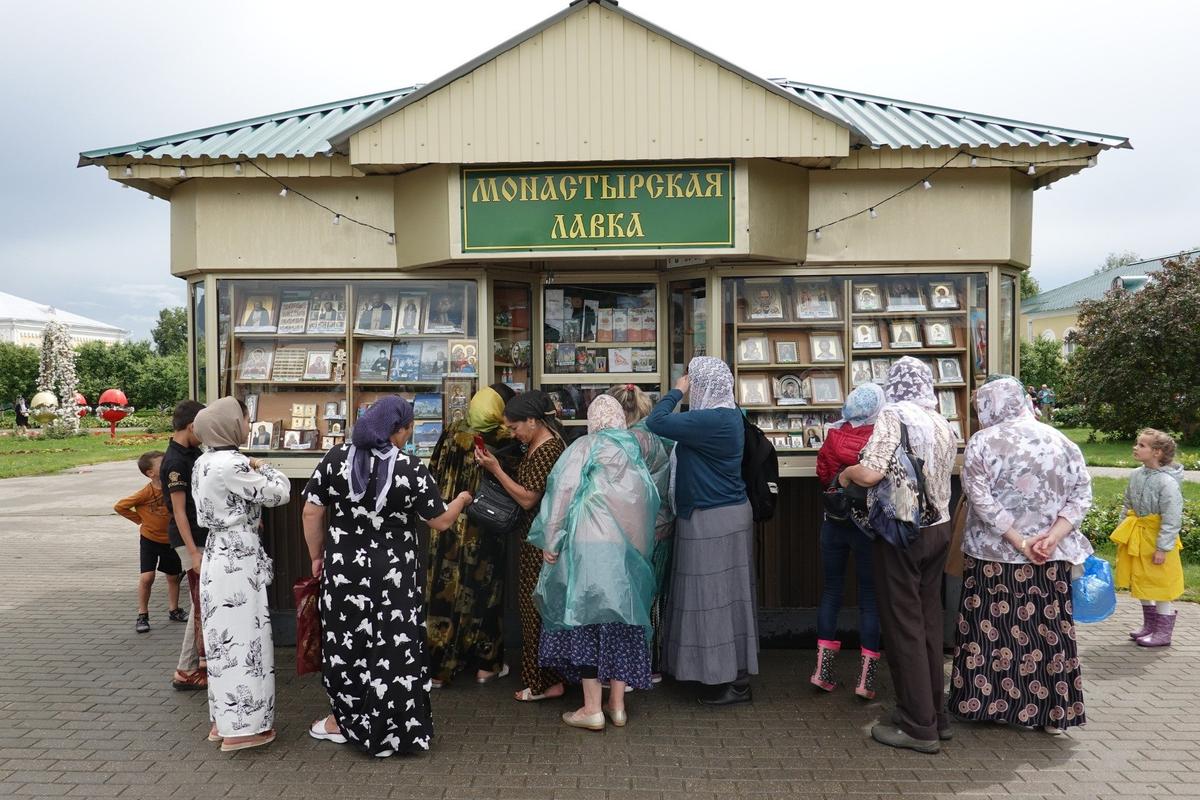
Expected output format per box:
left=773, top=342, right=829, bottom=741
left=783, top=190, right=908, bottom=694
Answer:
left=645, top=356, right=756, bottom=705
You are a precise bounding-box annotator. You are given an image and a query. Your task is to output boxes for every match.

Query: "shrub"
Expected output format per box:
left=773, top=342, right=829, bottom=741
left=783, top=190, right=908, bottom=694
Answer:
left=1081, top=498, right=1200, bottom=556
left=1050, top=404, right=1087, bottom=429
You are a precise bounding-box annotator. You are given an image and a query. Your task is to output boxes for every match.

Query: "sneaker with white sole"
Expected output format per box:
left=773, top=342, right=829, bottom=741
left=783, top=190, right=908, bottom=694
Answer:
left=135, top=614, right=150, bottom=634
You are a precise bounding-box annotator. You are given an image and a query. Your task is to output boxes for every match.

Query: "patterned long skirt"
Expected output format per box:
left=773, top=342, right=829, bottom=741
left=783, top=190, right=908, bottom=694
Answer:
left=949, top=557, right=1086, bottom=731
left=200, top=526, right=274, bottom=737
left=540, top=622, right=652, bottom=690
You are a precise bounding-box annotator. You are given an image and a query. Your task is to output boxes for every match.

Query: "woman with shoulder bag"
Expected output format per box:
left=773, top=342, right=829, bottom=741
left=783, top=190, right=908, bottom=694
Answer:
left=473, top=390, right=568, bottom=703
left=426, top=383, right=520, bottom=688
left=840, top=357, right=957, bottom=754
left=812, top=383, right=885, bottom=699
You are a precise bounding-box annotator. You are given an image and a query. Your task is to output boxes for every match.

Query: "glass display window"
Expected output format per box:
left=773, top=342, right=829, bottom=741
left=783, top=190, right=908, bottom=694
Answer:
left=190, top=281, right=207, bottom=403
left=540, top=281, right=659, bottom=381
left=545, top=382, right=662, bottom=439
left=492, top=281, right=533, bottom=392
left=668, top=278, right=707, bottom=386
left=216, top=277, right=478, bottom=456
left=1000, top=274, right=1016, bottom=376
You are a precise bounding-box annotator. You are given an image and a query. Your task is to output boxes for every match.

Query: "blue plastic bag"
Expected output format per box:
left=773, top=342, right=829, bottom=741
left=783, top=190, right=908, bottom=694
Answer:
left=1071, top=555, right=1117, bottom=624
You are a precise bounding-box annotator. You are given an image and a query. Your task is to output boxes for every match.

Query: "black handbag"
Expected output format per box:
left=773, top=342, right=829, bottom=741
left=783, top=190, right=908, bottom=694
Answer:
left=466, top=472, right=522, bottom=534
left=822, top=470, right=868, bottom=521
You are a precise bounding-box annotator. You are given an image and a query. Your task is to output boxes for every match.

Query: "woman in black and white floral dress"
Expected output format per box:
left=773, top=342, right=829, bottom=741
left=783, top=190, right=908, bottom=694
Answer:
left=192, top=397, right=291, bottom=752
left=302, top=395, right=472, bottom=757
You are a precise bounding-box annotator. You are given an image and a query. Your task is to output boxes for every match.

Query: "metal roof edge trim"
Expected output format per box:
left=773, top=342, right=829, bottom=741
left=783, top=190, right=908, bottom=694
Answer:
left=774, top=79, right=1131, bottom=150
left=325, top=0, right=866, bottom=151
left=77, top=85, right=424, bottom=167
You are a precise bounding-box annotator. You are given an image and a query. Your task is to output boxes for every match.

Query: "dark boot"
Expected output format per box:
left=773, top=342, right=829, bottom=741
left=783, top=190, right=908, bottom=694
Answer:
left=698, top=682, right=753, bottom=706
left=854, top=648, right=881, bottom=700
left=1136, top=611, right=1176, bottom=648
left=810, top=639, right=840, bottom=692
left=1129, top=605, right=1155, bottom=640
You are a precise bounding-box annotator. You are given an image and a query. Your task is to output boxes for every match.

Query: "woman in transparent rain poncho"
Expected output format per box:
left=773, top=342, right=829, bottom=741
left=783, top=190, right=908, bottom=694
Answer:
left=528, top=395, right=660, bottom=731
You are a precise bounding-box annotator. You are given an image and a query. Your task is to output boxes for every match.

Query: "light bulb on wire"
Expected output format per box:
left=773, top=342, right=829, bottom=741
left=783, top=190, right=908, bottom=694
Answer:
left=386, top=233, right=396, bottom=245
left=814, top=228, right=822, bottom=240
left=922, top=179, right=933, bottom=190
left=279, top=187, right=288, bottom=198
left=234, top=163, right=243, bottom=174
left=1026, top=164, right=1036, bottom=176
left=969, top=156, right=978, bottom=167
left=869, top=207, right=878, bottom=219
left=332, top=214, right=341, bottom=226
left=123, top=165, right=133, bottom=177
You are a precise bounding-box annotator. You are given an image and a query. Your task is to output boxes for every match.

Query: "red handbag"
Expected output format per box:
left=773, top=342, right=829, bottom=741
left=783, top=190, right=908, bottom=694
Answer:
left=292, top=576, right=322, bottom=676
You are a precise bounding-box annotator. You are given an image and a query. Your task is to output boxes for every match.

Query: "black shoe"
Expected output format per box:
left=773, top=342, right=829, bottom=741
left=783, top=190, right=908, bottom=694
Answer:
left=871, top=722, right=940, bottom=753
left=892, top=709, right=953, bottom=740
left=168, top=608, right=188, bottom=622
left=698, top=683, right=752, bottom=706
left=136, top=614, right=150, bottom=634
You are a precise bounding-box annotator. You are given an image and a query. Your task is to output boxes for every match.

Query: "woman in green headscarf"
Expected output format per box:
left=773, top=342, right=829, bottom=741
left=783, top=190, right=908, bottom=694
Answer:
left=427, top=383, right=521, bottom=686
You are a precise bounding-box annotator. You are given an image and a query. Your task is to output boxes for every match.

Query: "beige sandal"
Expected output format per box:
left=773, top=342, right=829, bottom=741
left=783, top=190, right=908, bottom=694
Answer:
left=220, top=729, right=276, bottom=752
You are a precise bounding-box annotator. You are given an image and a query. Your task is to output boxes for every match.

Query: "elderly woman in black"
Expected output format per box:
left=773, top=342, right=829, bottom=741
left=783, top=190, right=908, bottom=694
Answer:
left=474, top=390, right=567, bottom=703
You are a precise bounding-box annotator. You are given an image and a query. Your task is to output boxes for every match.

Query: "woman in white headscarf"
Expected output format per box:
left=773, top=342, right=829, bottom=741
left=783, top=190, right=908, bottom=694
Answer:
left=191, top=397, right=291, bottom=752
left=948, top=377, right=1092, bottom=735
left=645, top=357, right=756, bottom=706
left=528, top=395, right=659, bottom=731
left=839, top=356, right=956, bottom=753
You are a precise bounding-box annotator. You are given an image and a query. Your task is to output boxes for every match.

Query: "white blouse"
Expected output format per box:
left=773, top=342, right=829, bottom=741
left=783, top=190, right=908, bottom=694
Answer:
left=192, top=449, right=291, bottom=532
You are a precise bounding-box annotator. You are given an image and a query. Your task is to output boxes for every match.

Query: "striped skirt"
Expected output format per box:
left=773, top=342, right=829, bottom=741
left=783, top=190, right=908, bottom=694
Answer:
left=661, top=501, right=758, bottom=685
left=949, top=556, right=1086, bottom=731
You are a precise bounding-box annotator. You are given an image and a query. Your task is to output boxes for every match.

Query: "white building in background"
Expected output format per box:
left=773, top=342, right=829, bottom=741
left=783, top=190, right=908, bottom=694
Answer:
left=0, top=291, right=128, bottom=347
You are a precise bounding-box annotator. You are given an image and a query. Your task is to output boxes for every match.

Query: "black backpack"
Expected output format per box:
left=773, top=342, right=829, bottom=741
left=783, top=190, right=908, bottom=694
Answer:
left=740, top=413, right=780, bottom=522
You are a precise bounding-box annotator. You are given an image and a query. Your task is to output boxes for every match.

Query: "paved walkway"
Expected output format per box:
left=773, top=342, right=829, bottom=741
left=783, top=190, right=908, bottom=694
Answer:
left=2, top=461, right=1200, bottom=799
left=1088, top=465, right=1200, bottom=482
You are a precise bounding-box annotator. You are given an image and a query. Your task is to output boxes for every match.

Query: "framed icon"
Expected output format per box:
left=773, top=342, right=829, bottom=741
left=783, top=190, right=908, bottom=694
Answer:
left=743, top=280, right=787, bottom=322
left=938, top=389, right=959, bottom=419
left=235, top=294, right=278, bottom=332
left=395, top=294, right=425, bottom=336
left=851, top=360, right=874, bottom=387
left=756, top=413, right=775, bottom=431
left=775, top=340, right=799, bottom=364
left=809, top=332, right=843, bottom=363
left=889, top=320, right=922, bottom=349
left=738, top=335, right=770, bottom=364
left=358, top=343, right=393, bottom=380
left=246, top=420, right=274, bottom=450
left=244, top=393, right=259, bottom=423
left=442, top=376, right=475, bottom=426
left=937, top=357, right=964, bottom=384
left=871, top=358, right=892, bottom=384
left=923, top=319, right=955, bottom=347
left=853, top=283, right=883, bottom=312
left=424, top=291, right=466, bottom=335
left=737, top=375, right=772, bottom=406
left=793, top=280, right=839, bottom=320
left=928, top=281, right=959, bottom=310
left=353, top=290, right=399, bottom=336
left=809, top=373, right=844, bottom=405
left=238, top=345, right=274, bottom=381
left=323, top=401, right=340, bottom=418
left=852, top=321, right=882, bottom=350
left=303, top=349, right=334, bottom=381
left=306, top=290, right=347, bottom=335
left=773, top=374, right=807, bottom=405
left=886, top=279, right=926, bottom=312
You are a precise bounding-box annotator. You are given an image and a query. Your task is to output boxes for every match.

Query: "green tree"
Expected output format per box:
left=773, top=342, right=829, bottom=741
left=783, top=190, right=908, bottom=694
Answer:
left=1018, top=336, right=1065, bottom=394
left=73, top=340, right=154, bottom=405
left=130, top=352, right=188, bottom=411
left=1093, top=250, right=1141, bottom=275
left=0, top=342, right=40, bottom=408
left=151, top=306, right=188, bottom=356
left=1069, top=254, right=1200, bottom=444
left=1020, top=272, right=1041, bottom=300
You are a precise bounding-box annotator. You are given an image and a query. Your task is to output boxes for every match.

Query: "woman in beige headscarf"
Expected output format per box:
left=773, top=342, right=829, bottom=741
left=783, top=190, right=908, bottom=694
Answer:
left=191, top=397, right=291, bottom=752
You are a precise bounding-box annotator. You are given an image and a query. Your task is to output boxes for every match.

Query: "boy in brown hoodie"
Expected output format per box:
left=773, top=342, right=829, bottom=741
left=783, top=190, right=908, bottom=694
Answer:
left=114, top=451, right=186, bottom=633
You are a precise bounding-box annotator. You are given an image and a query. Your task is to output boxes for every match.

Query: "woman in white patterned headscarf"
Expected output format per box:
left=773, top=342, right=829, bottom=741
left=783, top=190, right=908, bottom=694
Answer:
left=949, top=377, right=1092, bottom=736
left=528, top=395, right=659, bottom=731
left=645, top=357, right=757, bottom=706
left=840, top=356, right=956, bottom=753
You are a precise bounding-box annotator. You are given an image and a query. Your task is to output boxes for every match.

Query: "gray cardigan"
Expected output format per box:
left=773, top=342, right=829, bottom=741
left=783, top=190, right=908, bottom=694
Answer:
left=1123, top=464, right=1185, bottom=551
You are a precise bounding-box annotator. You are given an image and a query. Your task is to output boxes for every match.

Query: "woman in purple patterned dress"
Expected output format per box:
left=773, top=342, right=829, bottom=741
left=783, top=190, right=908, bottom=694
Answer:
left=949, top=377, right=1093, bottom=735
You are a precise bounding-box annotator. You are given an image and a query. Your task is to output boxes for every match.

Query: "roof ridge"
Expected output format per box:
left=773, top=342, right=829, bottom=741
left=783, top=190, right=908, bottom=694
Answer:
left=774, top=79, right=1130, bottom=147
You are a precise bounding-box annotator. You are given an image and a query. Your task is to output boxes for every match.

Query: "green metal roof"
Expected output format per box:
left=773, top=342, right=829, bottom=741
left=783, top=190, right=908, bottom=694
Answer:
left=1021, top=250, right=1198, bottom=314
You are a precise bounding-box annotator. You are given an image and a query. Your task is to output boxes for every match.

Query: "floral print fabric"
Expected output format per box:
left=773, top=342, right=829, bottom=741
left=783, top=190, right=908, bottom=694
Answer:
left=192, top=449, right=291, bottom=737
left=687, top=356, right=736, bottom=411
left=962, top=378, right=1093, bottom=564
left=949, top=556, right=1086, bottom=731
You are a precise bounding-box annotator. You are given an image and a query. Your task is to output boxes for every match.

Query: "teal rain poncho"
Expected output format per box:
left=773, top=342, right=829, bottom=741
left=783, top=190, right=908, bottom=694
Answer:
left=527, top=398, right=660, bottom=638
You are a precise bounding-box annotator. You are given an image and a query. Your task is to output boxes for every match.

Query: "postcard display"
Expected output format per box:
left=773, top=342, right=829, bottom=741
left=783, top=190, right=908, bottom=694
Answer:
left=221, top=280, right=479, bottom=458
left=725, top=275, right=983, bottom=453
left=541, top=282, right=661, bottom=427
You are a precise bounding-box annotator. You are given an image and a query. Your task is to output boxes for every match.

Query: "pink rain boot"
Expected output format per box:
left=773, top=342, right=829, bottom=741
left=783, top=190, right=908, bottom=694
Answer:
left=855, top=648, right=881, bottom=700
left=810, top=639, right=840, bottom=692
left=1129, top=605, right=1155, bottom=640
left=1136, top=612, right=1176, bottom=648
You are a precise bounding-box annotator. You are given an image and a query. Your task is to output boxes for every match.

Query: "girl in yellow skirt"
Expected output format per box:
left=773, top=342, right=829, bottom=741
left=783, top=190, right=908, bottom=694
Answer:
left=1110, top=429, right=1185, bottom=647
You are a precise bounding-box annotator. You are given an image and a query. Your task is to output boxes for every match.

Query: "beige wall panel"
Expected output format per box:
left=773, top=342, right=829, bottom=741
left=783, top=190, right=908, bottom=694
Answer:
left=349, top=3, right=849, bottom=167
left=1009, top=172, right=1033, bottom=268
left=170, top=182, right=199, bottom=277
left=393, top=166, right=454, bottom=269
left=746, top=160, right=808, bottom=262
left=806, top=170, right=1017, bottom=264
left=186, top=178, right=397, bottom=270
left=833, top=143, right=1097, bottom=170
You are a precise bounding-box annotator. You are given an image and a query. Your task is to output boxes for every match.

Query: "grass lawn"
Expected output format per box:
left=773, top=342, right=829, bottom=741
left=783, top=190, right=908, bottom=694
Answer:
left=1091, top=475, right=1200, bottom=505
left=1059, top=428, right=1197, bottom=468
left=0, top=432, right=170, bottom=479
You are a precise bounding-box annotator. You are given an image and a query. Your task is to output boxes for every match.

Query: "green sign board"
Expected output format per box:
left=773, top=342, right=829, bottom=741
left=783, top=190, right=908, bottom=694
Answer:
left=460, top=162, right=734, bottom=252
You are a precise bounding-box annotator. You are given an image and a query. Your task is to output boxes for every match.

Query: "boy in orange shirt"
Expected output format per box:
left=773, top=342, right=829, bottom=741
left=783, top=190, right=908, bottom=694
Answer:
left=114, top=452, right=186, bottom=633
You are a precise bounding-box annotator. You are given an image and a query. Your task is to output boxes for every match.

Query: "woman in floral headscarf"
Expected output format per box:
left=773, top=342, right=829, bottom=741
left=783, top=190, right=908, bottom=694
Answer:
left=840, top=356, right=956, bottom=753
left=645, top=357, right=756, bottom=706
left=948, top=377, right=1092, bottom=736
left=426, top=384, right=520, bottom=687
left=529, top=395, right=659, bottom=731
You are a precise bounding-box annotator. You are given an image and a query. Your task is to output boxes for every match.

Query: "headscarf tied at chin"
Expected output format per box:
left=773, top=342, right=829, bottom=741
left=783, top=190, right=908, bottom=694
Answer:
left=885, top=356, right=937, bottom=410
left=466, top=387, right=506, bottom=434
left=836, top=382, right=886, bottom=428
left=587, top=394, right=627, bottom=434
left=349, top=394, right=414, bottom=513
left=687, top=356, right=736, bottom=410
left=974, top=377, right=1034, bottom=428
left=193, top=396, right=248, bottom=449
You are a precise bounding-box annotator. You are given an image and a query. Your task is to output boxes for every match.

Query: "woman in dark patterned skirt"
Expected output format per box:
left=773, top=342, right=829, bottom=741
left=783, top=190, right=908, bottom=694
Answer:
left=473, top=390, right=566, bottom=703
left=950, top=377, right=1094, bottom=735
left=301, top=396, right=473, bottom=757
left=529, top=395, right=659, bottom=730
left=426, top=383, right=520, bottom=687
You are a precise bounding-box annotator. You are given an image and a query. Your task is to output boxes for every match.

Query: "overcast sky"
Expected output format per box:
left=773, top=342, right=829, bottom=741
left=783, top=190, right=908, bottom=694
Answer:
left=2, top=0, right=1196, bottom=339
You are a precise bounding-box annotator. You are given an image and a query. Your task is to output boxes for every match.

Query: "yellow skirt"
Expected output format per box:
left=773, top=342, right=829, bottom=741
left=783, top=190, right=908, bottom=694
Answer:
left=1110, top=512, right=1184, bottom=601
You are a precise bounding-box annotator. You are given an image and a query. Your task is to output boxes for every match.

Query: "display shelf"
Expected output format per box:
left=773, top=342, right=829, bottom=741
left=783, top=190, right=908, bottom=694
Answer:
left=850, top=310, right=969, bottom=319
left=234, top=380, right=345, bottom=387
left=868, top=346, right=967, bottom=356
left=353, top=333, right=465, bottom=341
left=734, top=319, right=844, bottom=329
left=539, top=372, right=655, bottom=385
left=742, top=404, right=843, bottom=411
left=739, top=362, right=845, bottom=369
left=352, top=380, right=443, bottom=387
left=234, top=332, right=348, bottom=341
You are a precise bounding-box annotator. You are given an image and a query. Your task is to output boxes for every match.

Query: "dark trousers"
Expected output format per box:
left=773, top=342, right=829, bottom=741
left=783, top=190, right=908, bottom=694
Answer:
left=817, top=517, right=881, bottom=651
left=873, top=520, right=952, bottom=742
